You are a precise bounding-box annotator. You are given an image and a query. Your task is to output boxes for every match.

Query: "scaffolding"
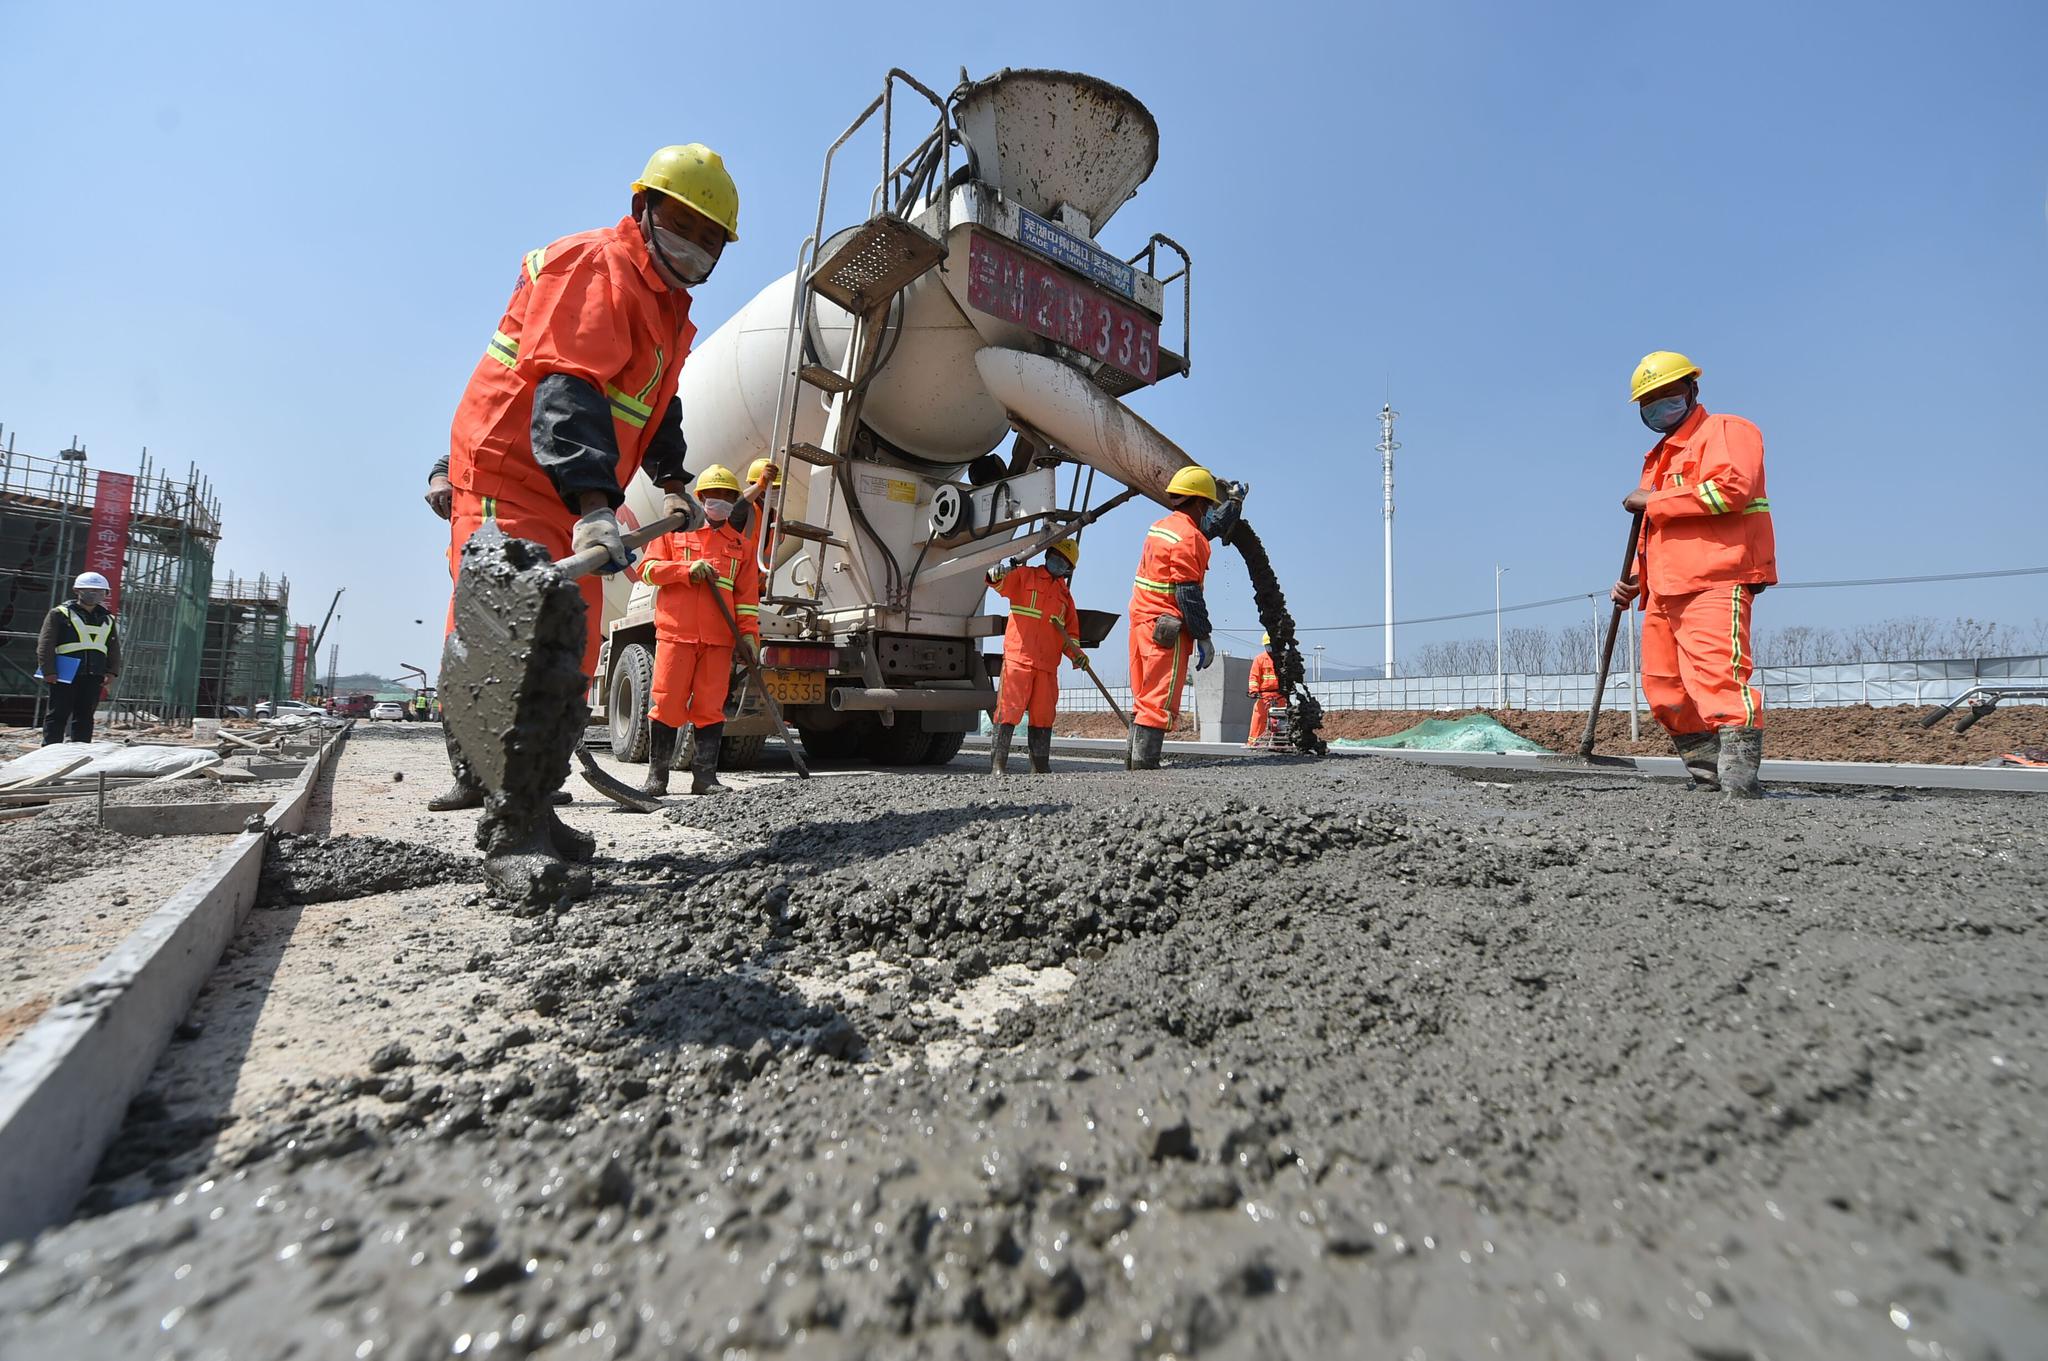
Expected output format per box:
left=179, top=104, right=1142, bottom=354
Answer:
left=0, top=428, right=221, bottom=727
left=198, top=573, right=291, bottom=715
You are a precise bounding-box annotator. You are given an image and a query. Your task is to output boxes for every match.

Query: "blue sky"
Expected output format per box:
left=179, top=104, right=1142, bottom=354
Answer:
left=3, top=1, right=2043, bottom=683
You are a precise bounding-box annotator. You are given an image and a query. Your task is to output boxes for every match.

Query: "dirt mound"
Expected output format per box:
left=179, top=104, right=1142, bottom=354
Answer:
left=257, top=831, right=478, bottom=906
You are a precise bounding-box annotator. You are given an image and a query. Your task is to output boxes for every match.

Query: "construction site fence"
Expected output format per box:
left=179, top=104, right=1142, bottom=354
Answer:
left=1055, top=654, right=2048, bottom=714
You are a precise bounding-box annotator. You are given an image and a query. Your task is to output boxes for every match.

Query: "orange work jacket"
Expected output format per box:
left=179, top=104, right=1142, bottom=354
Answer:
left=1635, top=405, right=1777, bottom=600
left=1127, top=509, right=1210, bottom=632
left=1248, top=651, right=1279, bottom=695
left=638, top=522, right=761, bottom=645
left=994, top=565, right=1082, bottom=672
left=448, top=217, right=696, bottom=511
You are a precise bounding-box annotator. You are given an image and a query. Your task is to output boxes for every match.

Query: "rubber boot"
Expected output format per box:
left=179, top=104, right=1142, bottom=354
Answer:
left=1131, top=724, right=1166, bottom=771
left=989, top=723, right=1015, bottom=775
left=427, top=729, right=484, bottom=811
left=1027, top=725, right=1053, bottom=774
left=638, top=721, right=677, bottom=798
left=1672, top=731, right=1721, bottom=791
left=1718, top=725, right=1764, bottom=800
left=549, top=788, right=572, bottom=806
left=689, top=722, right=727, bottom=796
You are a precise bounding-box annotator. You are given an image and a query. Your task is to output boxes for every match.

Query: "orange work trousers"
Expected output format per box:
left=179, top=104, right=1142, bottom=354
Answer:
left=1247, top=692, right=1281, bottom=746
left=447, top=491, right=605, bottom=679
left=995, top=659, right=1058, bottom=727
left=1128, top=627, right=1193, bottom=729
left=1641, top=583, right=1761, bottom=735
left=650, top=639, right=734, bottom=730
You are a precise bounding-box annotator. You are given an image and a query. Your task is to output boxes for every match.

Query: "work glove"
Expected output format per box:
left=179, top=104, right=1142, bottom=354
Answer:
left=572, top=508, right=630, bottom=573
left=688, top=559, right=719, bottom=584
left=1151, top=615, right=1183, bottom=648
left=1196, top=639, right=1215, bottom=671
left=662, top=491, right=702, bottom=530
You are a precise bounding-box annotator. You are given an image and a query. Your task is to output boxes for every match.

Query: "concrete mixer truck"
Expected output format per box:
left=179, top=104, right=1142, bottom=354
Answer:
left=593, top=68, right=1213, bottom=769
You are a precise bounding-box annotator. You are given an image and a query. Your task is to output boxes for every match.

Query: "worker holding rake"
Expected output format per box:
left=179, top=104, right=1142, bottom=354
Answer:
left=1611, top=350, right=1777, bottom=798
left=986, top=538, right=1087, bottom=775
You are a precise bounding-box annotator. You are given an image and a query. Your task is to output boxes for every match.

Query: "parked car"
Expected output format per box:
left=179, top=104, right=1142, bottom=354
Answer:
left=370, top=702, right=407, bottom=721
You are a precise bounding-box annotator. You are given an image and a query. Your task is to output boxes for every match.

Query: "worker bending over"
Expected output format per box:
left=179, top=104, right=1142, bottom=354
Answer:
left=1612, top=351, right=1776, bottom=798
left=636, top=465, right=760, bottom=797
left=986, top=539, right=1086, bottom=775
left=432, top=143, right=740, bottom=811
left=1126, top=466, right=1245, bottom=770
left=1247, top=632, right=1281, bottom=747
left=37, top=571, right=120, bottom=745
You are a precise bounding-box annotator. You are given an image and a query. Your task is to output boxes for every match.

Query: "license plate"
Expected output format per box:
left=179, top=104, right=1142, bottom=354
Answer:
left=966, top=232, right=1160, bottom=385
left=763, top=669, right=826, bottom=705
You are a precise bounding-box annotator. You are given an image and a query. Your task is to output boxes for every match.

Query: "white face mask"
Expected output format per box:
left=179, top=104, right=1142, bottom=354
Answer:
left=702, top=498, right=733, bottom=523
left=645, top=210, right=718, bottom=286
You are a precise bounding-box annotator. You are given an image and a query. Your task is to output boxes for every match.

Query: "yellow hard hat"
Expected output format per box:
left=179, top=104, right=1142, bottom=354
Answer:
left=1261, top=632, right=1270, bottom=646
left=695, top=464, right=742, bottom=494
left=1048, top=538, right=1080, bottom=568
left=633, top=144, right=740, bottom=243
left=1629, top=350, right=1701, bottom=402
left=1164, top=465, right=1220, bottom=503
left=746, top=457, right=783, bottom=488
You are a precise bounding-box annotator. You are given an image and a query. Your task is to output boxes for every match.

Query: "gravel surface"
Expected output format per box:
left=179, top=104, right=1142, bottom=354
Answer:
left=1, top=726, right=2043, bottom=1359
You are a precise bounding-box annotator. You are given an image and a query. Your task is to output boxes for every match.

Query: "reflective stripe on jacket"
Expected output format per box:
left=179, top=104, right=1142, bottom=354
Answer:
left=1128, top=510, right=1211, bottom=631
left=1635, top=406, right=1777, bottom=599
left=638, top=522, right=761, bottom=645
left=1248, top=650, right=1279, bottom=695
left=449, top=217, right=696, bottom=513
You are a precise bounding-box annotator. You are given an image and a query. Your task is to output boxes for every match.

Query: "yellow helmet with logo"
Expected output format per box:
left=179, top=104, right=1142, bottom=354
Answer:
left=633, top=144, right=740, bottom=243
left=695, top=464, right=742, bottom=495
left=745, top=457, right=783, bottom=488
left=1629, top=350, right=1701, bottom=402
left=1164, top=465, right=1220, bottom=503
left=1048, top=538, right=1081, bottom=568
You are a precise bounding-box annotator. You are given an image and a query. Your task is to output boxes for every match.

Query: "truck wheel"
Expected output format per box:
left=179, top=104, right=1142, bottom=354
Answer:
left=608, top=643, right=653, bottom=763
left=720, top=732, right=767, bottom=770
left=865, top=718, right=934, bottom=766
left=921, top=731, right=966, bottom=765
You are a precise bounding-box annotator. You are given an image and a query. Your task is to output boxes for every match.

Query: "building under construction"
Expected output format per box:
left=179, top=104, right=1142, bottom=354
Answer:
left=0, top=428, right=227, bottom=727
left=198, top=573, right=292, bottom=715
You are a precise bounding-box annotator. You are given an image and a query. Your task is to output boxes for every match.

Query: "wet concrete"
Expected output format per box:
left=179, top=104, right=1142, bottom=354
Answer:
left=1227, top=519, right=1326, bottom=755
left=439, top=523, right=597, bottom=905
left=2, top=749, right=2044, bottom=1358
left=256, top=832, right=479, bottom=907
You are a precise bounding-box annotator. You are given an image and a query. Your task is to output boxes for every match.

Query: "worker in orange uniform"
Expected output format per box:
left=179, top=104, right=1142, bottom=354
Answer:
left=1126, top=466, right=1246, bottom=770
left=737, top=457, right=781, bottom=562
left=986, top=539, right=1086, bottom=775
left=1246, top=632, right=1281, bottom=747
left=1611, top=351, right=1776, bottom=798
left=635, top=465, right=760, bottom=797
left=431, top=144, right=741, bottom=813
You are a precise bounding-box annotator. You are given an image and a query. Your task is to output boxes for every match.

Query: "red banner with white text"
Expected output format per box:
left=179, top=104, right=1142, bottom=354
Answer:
left=85, top=472, right=136, bottom=611
left=290, top=626, right=312, bottom=700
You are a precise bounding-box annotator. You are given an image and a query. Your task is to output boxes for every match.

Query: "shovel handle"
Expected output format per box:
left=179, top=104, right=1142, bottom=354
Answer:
left=1578, top=510, right=1645, bottom=760
left=706, top=587, right=811, bottom=779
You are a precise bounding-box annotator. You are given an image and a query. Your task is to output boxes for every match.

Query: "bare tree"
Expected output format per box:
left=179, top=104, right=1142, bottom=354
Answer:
left=1552, top=619, right=1600, bottom=673
left=1502, top=626, right=1553, bottom=675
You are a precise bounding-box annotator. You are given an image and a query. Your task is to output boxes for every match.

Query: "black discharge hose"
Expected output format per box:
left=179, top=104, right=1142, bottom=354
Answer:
left=1224, top=517, right=1328, bottom=756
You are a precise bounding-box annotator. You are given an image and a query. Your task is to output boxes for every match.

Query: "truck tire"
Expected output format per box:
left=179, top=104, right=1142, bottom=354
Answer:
left=720, top=732, right=767, bottom=770
left=608, top=643, right=654, bottom=763
left=798, top=723, right=866, bottom=764
left=921, top=731, right=966, bottom=765
left=865, top=718, right=934, bottom=766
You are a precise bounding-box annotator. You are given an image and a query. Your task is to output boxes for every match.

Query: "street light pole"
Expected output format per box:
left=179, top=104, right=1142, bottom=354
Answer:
left=1312, top=644, right=1325, bottom=684
left=1378, top=404, right=1399, bottom=679
left=1494, top=564, right=1509, bottom=709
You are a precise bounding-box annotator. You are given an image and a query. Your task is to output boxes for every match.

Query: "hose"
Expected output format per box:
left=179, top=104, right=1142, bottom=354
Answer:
left=1225, top=517, right=1327, bottom=755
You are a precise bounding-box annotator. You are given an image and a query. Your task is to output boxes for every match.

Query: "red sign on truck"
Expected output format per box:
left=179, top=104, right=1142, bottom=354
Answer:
left=966, top=232, right=1160, bottom=386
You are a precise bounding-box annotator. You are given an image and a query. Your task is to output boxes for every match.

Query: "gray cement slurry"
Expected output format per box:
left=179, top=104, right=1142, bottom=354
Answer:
left=2, top=751, right=2044, bottom=1358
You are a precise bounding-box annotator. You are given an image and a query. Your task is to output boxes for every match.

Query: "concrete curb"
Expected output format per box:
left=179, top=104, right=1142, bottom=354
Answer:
left=0, top=722, right=351, bottom=1243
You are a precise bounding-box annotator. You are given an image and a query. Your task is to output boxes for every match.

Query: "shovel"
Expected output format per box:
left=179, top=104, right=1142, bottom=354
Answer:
left=706, top=586, right=811, bottom=779
left=440, top=510, right=686, bottom=903
left=1572, top=510, right=1645, bottom=765
left=1071, top=649, right=1129, bottom=730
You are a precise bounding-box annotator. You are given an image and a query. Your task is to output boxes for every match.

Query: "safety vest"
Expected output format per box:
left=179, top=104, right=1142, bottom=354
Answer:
left=54, top=604, right=113, bottom=656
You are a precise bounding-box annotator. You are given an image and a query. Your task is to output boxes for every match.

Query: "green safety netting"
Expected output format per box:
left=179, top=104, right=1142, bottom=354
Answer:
left=1332, top=714, right=1553, bottom=754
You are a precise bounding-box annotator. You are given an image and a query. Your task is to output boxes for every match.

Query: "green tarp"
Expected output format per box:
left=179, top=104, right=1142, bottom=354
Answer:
left=1332, top=714, right=1552, bottom=754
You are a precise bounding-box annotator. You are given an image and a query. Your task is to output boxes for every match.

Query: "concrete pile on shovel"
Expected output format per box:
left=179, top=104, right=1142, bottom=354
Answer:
left=440, top=517, right=677, bottom=905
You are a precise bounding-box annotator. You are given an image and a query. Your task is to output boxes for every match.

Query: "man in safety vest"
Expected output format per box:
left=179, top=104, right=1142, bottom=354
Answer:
left=1246, top=632, right=1281, bottom=747
left=1126, top=466, right=1245, bottom=770
left=431, top=143, right=741, bottom=812
left=1612, top=350, right=1777, bottom=798
left=986, top=539, right=1086, bottom=775
left=37, top=571, right=121, bottom=745
left=634, top=465, right=761, bottom=797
